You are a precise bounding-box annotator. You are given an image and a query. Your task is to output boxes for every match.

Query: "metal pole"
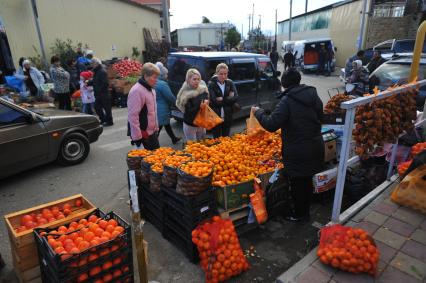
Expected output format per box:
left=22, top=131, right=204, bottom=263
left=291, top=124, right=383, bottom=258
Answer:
left=357, top=0, right=368, bottom=50
left=161, top=0, right=171, bottom=42
left=289, top=0, right=293, bottom=41
left=30, top=0, right=47, bottom=68
left=274, top=9, right=277, bottom=48
left=331, top=108, right=356, bottom=223
left=252, top=3, right=255, bottom=34
left=305, top=0, right=308, bottom=13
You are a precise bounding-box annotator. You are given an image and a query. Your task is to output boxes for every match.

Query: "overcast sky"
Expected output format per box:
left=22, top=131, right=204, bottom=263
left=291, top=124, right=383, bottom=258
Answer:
left=170, top=0, right=342, bottom=37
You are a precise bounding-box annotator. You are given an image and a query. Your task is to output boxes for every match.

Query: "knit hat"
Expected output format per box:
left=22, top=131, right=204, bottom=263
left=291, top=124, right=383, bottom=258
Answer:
left=80, top=71, right=93, bottom=80
left=155, top=62, right=168, bottom=79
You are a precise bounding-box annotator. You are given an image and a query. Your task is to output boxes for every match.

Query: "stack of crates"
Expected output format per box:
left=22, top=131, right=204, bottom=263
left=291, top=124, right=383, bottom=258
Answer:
left=162, top=187, right=217, bottom=263
left=140, top=184, right=165, bottom=235
left=34, top=209, right=134, bottom=283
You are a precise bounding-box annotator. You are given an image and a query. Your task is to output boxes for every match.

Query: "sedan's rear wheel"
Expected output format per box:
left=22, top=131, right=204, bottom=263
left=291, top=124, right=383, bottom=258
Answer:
left=57, top=133, right=90, bottom=166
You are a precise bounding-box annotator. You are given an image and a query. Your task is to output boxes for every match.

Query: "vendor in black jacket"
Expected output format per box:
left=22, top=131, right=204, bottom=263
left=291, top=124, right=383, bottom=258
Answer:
left=91, top=58, right=113, bottom=126
left=252, top=68, right=324, bottom=222
left=208, top=63, right=238, bottom=138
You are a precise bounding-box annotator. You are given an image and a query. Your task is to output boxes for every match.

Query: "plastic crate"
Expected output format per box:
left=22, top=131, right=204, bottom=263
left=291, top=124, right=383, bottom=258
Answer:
left=140, top=184, right=164, bottom=209
left=164, top=200, right=217, bottom=233
left=34, top=209, right=133, bottom=282
left=143, top=208, right=164, bottom=235
left=161, top=186, right=215, bottom=212
left=163, top=218, right=199, bottom=263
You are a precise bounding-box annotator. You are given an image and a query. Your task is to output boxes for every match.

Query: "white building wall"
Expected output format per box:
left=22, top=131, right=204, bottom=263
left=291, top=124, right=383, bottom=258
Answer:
left=177, top=27, right=226, bottom=47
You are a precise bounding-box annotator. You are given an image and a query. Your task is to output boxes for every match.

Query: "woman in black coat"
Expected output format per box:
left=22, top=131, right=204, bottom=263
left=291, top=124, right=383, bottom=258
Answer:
left=252, top=68, right=324, bottom=222
left=208, top=63, right=238, bottom=138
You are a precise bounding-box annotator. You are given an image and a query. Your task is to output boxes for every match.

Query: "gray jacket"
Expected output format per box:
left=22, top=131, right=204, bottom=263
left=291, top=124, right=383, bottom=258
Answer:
left=50, top=66, right=70, bottom=94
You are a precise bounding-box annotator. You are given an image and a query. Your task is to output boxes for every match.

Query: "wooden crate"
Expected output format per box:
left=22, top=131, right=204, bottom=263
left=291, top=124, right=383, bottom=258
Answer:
left=4, top=194, right=96, bottom=282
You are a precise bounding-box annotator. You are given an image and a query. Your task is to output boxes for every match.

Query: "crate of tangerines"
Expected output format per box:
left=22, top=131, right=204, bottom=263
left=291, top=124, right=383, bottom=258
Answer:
left=34, top=209, right=133, bottom=283
left=177, top=160, right=214, bottom=196
left=162, top=154, right=193, bottom=188
left=317, top=225, right=379, bottom=276
left=140, top=147, right=175, bottom=184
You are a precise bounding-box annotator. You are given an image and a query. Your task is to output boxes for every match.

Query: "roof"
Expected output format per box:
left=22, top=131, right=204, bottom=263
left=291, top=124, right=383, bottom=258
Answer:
left=182, top=23, right=234, bottom=29
left=169, top=51, right=268, bottom=59
left=278, top=0, right=358, bottom=24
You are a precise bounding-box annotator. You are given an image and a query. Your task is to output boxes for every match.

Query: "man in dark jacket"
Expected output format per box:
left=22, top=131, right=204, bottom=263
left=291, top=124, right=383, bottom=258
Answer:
left=283, top=50, right=294, bottom=70
left=91, top=58, right=113, bottom=126
left=208, top=63, right=238, bottom=138
left=367, top=51, right=385, bottom=73
left=269, top=47, right=279, bottom=71
left=252, top=68, right=324, bottom=222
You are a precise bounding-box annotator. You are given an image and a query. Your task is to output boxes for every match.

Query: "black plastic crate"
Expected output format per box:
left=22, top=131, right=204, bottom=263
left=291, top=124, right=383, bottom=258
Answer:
left=161, top=186, right=215, bottom=212
left=143, top=207, right=164, bottom=235
left=140, top=184, right=164, bottom=208
left=164, top=200, right=217, bottom=233
left=143, top=197, right=164, bottom=219
left=164, top=219, right=199, bottom=263
left=34, top=209, right=134, bottom=283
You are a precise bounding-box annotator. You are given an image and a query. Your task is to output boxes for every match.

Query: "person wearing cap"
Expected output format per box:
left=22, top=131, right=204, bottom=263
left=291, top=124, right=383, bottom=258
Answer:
left=80, top=71, right=95, bottom=114
left=154, top=62, right=181, bottom=144
left=77, top=50, right=94, bottom=74
left=251, top=68, right=324, bottom=222
left=50, top=55, right=71, bottom=110
left=21, top=59, right=45, bottom=98
left=91, top=57, right=113, bottom=126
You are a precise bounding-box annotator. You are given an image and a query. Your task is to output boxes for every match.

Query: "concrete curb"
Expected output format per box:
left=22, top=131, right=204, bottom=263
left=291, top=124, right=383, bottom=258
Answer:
left=275, top=175, right=399, bottom=283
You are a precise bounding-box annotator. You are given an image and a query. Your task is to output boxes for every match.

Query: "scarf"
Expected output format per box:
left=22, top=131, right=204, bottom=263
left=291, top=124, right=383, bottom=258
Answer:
left=175, top=80, right=208, bottom=112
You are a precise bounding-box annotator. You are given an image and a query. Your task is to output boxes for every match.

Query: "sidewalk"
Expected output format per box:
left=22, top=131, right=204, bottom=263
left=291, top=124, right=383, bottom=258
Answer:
left=277, top=183, right=426, bottom=283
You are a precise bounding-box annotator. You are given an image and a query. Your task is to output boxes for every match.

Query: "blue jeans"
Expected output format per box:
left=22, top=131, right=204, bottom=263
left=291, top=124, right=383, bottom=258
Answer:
left=82, top=103, right=94, bottom=115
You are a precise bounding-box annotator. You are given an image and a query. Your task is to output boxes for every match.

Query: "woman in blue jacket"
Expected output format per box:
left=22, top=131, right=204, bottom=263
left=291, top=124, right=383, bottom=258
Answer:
left=155, top=62, right=181, bottom=144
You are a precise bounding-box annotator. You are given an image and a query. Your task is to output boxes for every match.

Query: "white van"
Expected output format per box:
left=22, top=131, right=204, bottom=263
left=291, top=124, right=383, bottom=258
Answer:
left=292, top=38, right=336, bottom=73
left=280, top=40, right=295, bottom=60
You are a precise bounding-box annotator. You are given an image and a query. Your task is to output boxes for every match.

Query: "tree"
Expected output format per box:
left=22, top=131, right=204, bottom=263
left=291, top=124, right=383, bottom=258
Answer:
left=202, top=16, right=211, bottom=23
left=225, top=26, right=241, bottom=48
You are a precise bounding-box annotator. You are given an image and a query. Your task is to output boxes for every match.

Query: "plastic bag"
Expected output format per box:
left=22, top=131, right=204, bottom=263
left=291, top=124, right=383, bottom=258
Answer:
left=71, top=90, right=81, bottom=98
left=317, top=225, right=379, bottom=276
left=193, top=103, right=223, bottom=130
left=391, top=164, right=426, bottom=213
left=246, top=111, right=266, bottom=137
left=192, top=216, right=249, bottom=283
left=5, top=76, right=24, bottom=92
left=249, top=179, right=268, bottom=224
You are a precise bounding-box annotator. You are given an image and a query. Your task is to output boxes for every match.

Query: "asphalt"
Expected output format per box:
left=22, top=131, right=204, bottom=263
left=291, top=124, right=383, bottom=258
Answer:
left=0, top=65, right=344, bottom=283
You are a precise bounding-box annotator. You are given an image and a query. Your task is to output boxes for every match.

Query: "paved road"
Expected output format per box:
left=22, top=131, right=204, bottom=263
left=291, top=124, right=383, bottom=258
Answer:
left=0, top=72, right=343, bottom=283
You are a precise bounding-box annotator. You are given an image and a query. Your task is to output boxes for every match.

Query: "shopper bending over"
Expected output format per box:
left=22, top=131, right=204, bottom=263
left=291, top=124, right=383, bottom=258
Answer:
left=176, top=68, right=209, bottom=141
left=155, top=62, right=181, bottom=144
left=208, top=63, right=238, bottom=138
left=128, top=63, right=160, bottom=150
left=252, top=68, right=324, bottom=222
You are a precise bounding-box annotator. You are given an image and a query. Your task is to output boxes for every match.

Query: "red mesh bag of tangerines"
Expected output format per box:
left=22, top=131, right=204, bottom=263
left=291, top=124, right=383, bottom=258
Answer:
left=192, top=216, right=249, bottom=283
left=317, top=225, right=380, bottom=276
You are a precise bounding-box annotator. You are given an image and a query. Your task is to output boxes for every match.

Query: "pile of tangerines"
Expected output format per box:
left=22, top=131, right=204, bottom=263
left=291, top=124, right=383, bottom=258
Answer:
left=317, top=226, right=379, bottom=276
left=143, top=147, right=175, bottom=172
left=16, top=199, right=83, bottom=233
left=185, top=132, right=282, bottom=186
left=126, top=149, right=150, bottom=158
left=164, top=155, right=192, bottom=169
left=192, top=216, right=249, bottom=283
left=180, top=161, right=214, bottom=178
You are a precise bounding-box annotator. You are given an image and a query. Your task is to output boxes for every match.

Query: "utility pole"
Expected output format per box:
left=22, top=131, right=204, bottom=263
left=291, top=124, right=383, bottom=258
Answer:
left=258, top=14, right=261, bottom=30
left=242, top=24, right=244, bottom=40
left=357, top=0, right=368, bottom=50
left=248, top=14, right=251, bottom=37
left=30, top=0, right=47, bottom=68
left=252, top=3, right=255, bottom=33
left=305, top=0, right=308, bottom=13
left=289, top=0, right=293, bottom=41
left=274, top=9, right=277, bottom=48
left=161, top=0, right=171, bottom=42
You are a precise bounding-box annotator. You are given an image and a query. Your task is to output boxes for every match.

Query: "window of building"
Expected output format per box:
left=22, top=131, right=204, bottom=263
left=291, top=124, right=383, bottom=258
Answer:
left=373, top=1, right=406, bottom=17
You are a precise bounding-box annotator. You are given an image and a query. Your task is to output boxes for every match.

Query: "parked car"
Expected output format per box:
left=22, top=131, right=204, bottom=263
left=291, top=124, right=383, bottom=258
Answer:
left=166, top=52, right=281, bottom=120
left=369, top=55, right=426, bottom=110
left=290, top=38, right=336, bottom=73
left=0, top=98, right=103, bottom=179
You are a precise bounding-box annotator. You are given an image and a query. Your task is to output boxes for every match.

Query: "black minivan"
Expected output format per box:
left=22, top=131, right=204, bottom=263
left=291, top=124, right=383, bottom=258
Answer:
left=166, top=52, right=281, bottom=120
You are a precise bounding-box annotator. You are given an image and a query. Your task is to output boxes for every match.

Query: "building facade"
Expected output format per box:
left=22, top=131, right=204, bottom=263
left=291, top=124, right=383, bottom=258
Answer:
left=0, top=0, right=162, bottom=68
left=277, top=0, right=425, bottom=67
left=171, top=23, right=233, bottom=49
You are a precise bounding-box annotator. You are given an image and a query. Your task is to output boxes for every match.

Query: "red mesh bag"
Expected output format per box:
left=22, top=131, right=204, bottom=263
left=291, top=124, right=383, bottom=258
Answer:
left=317, top=225, right=379, bottom=276
left=192, top=216, right=249, bottom=283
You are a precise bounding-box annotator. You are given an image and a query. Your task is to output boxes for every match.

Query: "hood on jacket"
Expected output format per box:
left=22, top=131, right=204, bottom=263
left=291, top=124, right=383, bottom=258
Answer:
left=283, top=84, right=318, bottom=108
left=175, top=80, right=208, bottom=112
